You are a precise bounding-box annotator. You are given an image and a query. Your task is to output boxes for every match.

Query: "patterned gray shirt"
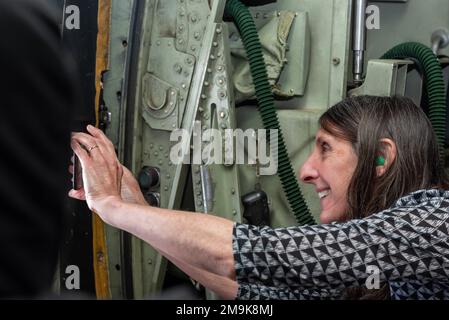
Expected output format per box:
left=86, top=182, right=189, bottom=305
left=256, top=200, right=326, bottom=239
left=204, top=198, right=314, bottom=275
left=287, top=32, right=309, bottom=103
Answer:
left=233, top=189, right=449, bottom=300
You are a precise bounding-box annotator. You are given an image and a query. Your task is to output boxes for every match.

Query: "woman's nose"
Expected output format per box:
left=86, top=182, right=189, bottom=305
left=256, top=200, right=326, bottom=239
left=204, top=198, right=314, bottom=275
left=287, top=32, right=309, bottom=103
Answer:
left=299, top=156, right=319, bottom=184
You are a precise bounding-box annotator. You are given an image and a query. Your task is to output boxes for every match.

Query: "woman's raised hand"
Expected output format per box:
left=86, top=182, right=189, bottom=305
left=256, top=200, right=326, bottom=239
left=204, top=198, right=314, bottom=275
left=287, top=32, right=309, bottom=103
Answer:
left=69, top=125, right=123, bottom=220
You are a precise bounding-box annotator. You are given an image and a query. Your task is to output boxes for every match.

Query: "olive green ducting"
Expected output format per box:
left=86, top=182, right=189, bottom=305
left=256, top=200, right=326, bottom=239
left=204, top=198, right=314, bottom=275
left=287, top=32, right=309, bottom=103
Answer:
left=382, top=42, right=447, bottom=161
left=225, top=0, right=316, bottom=226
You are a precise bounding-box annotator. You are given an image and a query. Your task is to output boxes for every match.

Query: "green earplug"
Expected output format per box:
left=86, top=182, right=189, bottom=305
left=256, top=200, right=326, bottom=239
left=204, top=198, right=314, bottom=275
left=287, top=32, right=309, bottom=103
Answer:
left=376, top=156, right=385, bottom=166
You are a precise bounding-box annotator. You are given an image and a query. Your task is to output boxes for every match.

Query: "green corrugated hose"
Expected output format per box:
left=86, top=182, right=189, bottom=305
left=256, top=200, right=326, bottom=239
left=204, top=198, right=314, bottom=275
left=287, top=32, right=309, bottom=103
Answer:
left=225, top=0, right=315, bottom=226
left=382, top=42, right=447, bottom=161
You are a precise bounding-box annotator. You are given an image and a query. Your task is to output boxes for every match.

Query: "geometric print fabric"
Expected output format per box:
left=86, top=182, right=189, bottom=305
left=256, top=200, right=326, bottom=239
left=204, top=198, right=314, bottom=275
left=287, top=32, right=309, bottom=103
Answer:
left=234, top=189, right=449, bottom=299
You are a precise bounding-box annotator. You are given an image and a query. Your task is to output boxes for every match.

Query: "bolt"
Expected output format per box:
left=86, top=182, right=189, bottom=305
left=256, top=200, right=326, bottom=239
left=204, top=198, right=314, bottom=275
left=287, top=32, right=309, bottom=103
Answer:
left=191, top=15, right=197, bottom=23
left=210, top=54, right=215, bottom=60
left=178, top=25, right=184, bottom=32
left=182, top=83, right=187, bottom=89
left=154, top=152, right=159, bottom=157
left=232, top=210, right=237, bottom=216
left=207, top=68, right=212, bottom=73
left=216, top=28, right=222, bottom=34
left=159, top=146, right=163, bottom=151
left=218, top=79, right=224, bottom=85
left=220, top=111, right=226, bottom=118
left=221, top=123, right=227, bottom=129
left=194, top=32, right=200, bottom=39
left=166, top=174, right=171, bottom=179
left=171, top=91, right=176, bottom=96
left=201, top=94, right=207, bottom=100
left=178, top=39, right=184, bottom=45
left=213, top=42, right=218, bottom=47
left=231, top=188, right=236, bottom=195
left=290, top=89, right=294, bottom=94
left=164, top=186, right=169, bottom=191
left=148, top=259, right=153, bottom=265
left=186, top=57, right=193, bottom=65
left=156, top=40, right=161, bottom=46
left=174, top=64, right=183, bottom=74
left=332, top=57, right=341, bottom=66
left=204, top=81, right=209, bottom=87
left=97, top=252, right=104, bottom=263
left=150, top=144, right=154, bottom=149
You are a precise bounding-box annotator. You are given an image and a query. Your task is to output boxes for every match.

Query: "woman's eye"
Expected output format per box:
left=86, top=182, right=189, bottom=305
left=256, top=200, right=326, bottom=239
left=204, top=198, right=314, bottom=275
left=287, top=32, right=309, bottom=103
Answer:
left=321, top=141, right=331, bottom=152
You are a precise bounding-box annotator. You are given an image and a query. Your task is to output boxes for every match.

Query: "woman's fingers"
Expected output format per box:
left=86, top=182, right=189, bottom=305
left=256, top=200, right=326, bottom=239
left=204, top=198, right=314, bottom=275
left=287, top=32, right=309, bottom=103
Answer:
left=86, top=125, right=117, bottom=161
left=71, top=138, right=91, bottom=167
left=72, top=132, right=101, bottom=153
left=68, top=188, right=86, bottom=201
left=87, top=125, right=111, bottom=146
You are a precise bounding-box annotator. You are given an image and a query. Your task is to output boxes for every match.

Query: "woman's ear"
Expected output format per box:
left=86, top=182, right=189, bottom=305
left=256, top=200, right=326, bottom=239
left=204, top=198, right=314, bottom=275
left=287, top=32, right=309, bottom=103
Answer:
left=376, top=138, right=397, bottom=177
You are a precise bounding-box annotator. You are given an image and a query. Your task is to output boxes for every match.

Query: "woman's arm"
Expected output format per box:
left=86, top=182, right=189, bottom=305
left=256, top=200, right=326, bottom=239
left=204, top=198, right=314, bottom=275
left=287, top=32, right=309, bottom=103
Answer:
left=161, top=251, right=239, bottom=299
left=100, top=198, right=237, bottom=284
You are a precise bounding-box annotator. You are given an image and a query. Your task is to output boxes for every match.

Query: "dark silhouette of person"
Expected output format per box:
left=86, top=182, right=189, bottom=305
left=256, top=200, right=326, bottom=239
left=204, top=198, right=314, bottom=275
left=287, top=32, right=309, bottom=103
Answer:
left=0, top=0, right=77, bottom=298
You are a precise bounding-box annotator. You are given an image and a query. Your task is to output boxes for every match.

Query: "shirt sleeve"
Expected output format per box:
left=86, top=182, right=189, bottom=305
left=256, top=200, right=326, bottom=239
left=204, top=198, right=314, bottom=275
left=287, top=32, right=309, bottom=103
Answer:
left=236, top=283, right=342, bottom=300
left=232, top=199, right=449, bottom=292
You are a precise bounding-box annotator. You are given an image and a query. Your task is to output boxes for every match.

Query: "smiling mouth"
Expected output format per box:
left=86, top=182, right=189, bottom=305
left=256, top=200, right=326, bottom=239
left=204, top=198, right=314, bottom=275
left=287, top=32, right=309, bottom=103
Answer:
left=318, top=189, right=330, bottom=199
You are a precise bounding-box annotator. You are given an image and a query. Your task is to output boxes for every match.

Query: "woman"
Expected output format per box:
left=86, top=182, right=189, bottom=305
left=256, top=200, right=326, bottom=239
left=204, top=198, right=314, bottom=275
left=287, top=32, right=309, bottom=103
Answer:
left=70, top=96, right=449, bottom=299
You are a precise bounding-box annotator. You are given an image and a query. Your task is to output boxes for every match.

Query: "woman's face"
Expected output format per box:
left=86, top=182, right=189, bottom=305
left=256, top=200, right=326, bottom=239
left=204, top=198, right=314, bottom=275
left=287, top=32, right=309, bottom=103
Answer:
left=299, top=128, right=358, bottom=224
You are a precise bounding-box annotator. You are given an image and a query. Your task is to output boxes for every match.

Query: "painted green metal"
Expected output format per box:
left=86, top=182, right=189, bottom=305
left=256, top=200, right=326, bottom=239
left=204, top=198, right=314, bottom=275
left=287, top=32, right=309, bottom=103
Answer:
left=225, top=0, right=315, bottom=226
left=101, top=0, right=449, bottom=299
left=349, top=59, right=413, bottom=97
left=102, top=0, right=135, bottom=299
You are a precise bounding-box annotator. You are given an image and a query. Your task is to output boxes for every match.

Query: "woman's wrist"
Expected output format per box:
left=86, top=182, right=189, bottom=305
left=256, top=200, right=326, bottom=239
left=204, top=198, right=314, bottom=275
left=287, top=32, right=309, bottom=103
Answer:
left=92, top=195, right=125, bottom=227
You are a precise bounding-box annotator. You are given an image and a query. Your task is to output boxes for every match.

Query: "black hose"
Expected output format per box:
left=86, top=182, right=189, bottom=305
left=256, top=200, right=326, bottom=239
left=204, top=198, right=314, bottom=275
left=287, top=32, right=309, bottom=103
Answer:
left=382, top=42, right=447, bottom=161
